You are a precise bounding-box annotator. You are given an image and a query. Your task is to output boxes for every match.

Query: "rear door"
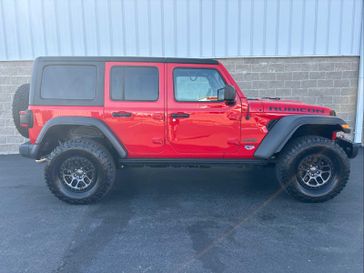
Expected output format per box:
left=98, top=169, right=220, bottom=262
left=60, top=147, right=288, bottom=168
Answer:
left=103, top=62, right=165, bottom=157
left=166, top=63, right=242, bottom=157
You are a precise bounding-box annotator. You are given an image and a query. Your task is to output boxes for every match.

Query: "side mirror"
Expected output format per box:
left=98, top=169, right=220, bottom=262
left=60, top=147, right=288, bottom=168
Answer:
left=219, top=85, right=236, bottom=105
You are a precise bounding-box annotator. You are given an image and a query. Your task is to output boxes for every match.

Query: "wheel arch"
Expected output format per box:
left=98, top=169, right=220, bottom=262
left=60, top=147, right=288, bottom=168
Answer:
left=254, top=115, right=349, bottom=159
left=34, top=117, right=127, bottom=159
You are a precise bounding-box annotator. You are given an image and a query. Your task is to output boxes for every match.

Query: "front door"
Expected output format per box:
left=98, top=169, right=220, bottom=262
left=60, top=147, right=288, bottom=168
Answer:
left=103, top=62, right=165, bottom=157
left=166, top=63, right=242, bottom=157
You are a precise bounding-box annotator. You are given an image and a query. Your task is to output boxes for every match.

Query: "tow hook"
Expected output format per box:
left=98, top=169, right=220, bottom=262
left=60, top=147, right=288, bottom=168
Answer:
left=35, top=158, right=48, bottom=164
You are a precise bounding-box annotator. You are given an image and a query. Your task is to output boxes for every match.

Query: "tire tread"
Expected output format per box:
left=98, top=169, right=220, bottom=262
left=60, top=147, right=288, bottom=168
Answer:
left=44, top=138, right=116, bottom=204
left=276, top=135, right=350, bottom=202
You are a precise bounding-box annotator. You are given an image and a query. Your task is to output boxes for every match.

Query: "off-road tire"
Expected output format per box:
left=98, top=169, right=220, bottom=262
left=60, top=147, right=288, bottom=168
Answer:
left=276, top=135, right=350, bottom=202
left=45, top=138, right=116, bottom=204
left=12, top=84, right=30, bottom=138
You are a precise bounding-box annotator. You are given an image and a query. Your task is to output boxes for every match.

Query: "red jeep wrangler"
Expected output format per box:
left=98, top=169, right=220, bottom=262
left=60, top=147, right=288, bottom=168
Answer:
left=13, top=57, right=359, bottom=204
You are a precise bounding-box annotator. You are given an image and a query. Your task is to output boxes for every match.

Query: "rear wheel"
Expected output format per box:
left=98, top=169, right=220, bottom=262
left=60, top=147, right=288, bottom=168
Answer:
left=45, top=138, right=116, bottom=204
left=276, top=135, right=350, bottom=202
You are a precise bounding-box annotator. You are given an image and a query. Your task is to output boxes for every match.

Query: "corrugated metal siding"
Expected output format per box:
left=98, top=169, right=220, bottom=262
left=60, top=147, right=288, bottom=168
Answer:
left=0, top=0, right=362, bottom=61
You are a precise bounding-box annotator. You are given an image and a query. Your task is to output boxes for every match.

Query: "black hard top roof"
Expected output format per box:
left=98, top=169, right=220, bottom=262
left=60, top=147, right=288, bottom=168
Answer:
left=35, top=56, right=219, bottom=65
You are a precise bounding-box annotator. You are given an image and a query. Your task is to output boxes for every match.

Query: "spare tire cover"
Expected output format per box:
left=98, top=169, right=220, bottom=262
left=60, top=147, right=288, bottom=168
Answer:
left=12, top=83, right=30, bottom=138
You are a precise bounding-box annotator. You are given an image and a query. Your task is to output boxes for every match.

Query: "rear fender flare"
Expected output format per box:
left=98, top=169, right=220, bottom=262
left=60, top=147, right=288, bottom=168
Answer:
left=34, top=116, right=127, bottom=158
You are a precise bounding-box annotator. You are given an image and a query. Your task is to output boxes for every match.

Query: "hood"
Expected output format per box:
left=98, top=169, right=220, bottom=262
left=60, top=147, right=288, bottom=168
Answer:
left=248, top=97, right=333, bottom=116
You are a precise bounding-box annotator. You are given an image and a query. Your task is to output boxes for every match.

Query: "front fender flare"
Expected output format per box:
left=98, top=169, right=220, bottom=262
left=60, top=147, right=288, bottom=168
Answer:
left=254, top=115, right=348, bottom=159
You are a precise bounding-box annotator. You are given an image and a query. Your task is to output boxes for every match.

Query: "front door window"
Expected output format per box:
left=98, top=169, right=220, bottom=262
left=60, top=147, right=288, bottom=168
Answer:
left=173, top=68, right=226, bottom=102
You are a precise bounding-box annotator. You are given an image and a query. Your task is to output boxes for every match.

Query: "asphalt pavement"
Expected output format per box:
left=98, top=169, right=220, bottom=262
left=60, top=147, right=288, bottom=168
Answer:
left=0, top=150, right=363, bottom=273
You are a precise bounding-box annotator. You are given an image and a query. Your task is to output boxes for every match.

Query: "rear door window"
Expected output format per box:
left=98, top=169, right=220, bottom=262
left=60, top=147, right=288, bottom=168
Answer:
left=41, top=65, right=97, bottom=100
left=111, top=66, right=159, bottom=101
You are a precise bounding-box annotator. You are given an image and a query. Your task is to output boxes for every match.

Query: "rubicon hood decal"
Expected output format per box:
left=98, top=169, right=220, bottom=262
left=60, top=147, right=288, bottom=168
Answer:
left=268, top=106, right=324, bottom=114
left=247, top=98, right=332, bottom=115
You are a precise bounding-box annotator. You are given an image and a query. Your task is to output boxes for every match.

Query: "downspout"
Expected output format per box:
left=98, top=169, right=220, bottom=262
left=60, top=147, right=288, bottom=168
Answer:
left=354, top=13, right=363, bottom=144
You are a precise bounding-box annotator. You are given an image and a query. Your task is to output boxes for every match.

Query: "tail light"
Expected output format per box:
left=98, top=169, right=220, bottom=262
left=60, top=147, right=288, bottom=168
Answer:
left=19, top=110, right=33, bottom=128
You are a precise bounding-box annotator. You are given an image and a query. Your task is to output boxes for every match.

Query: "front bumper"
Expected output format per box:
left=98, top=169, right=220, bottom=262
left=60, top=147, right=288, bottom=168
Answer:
left=19, top=142, right=40, bottom=159
left=336, top=138, right=360, bottom=159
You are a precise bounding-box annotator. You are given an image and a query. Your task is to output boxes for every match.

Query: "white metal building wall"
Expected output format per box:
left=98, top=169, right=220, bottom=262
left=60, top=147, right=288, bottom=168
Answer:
left=0, top=0, right=363, bottom=61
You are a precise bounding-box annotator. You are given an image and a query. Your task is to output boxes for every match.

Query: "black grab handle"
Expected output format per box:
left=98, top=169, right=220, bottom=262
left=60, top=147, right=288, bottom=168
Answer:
left=171, top=113, right=190, bottom=119
left=112, top=111, right=132, bottom=118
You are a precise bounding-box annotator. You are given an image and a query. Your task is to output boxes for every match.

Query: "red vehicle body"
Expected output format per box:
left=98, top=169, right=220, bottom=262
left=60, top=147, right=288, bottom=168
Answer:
left=14, top=57, right=358, bottom=204
left=27, top=60, right=332, bottom=159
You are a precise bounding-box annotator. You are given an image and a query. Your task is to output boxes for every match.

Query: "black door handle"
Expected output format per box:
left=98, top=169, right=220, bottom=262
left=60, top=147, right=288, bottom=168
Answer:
left=112, top=111, right=132, bottom=118
left=171, top=113, right=190, bottom=119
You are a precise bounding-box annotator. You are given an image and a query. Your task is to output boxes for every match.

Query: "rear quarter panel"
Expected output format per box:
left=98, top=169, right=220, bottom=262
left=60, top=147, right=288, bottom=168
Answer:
left=28, top=106, right=104, bottom=144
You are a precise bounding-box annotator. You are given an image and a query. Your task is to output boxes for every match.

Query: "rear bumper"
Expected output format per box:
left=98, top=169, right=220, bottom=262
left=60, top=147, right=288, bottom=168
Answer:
left=19, top=142, right=39, bottom=159
left=336, top=138, right=360, bottom=159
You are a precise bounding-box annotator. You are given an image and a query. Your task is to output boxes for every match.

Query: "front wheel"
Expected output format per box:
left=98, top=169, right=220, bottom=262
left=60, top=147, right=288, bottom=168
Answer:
left=45, top=138, right=116, bottom=204
left=276, top=136, right=350, bottom=202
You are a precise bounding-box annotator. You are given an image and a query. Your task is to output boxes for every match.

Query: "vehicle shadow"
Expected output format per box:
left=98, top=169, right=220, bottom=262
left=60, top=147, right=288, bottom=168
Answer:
left=108, top=165, right=284, bottom=202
